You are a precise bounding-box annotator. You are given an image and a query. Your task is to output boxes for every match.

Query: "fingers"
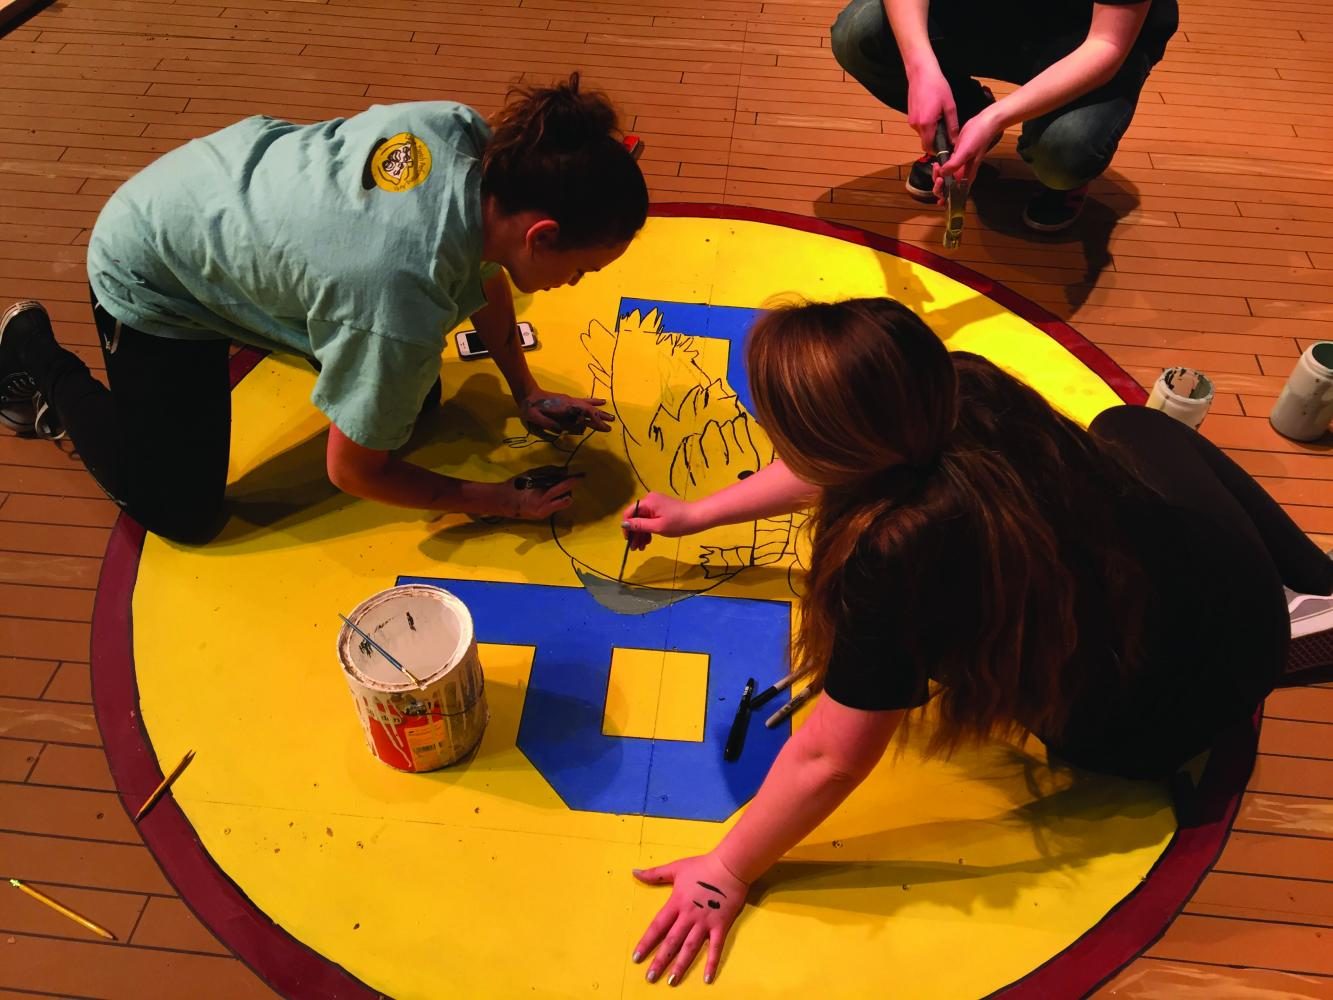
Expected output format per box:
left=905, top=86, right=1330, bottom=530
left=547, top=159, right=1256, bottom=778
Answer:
left=945, top=103, right=960, bottom=144
left=525, top=411, right=560, bottom=433
left=646, top=916, right=691, bottom=985
left=584, top=408, right=615, bottom=433
left=915, top=121, right=935, bottom=154
left=632, top=904, right=677, bottom=967
left=909, top=106, right=936, bottom=153
left=621, top=512, right=662, bottom=550
left=525, top=481, right=575, bottom=519
left=622, top=495, right=659, bottom=547
left=632, top=523, right=657, bottom=551
left=632, top=862, right=676, bottom=885
left=703, top=927, right=724, bottom=986
left=667, top=924, right=708, bottom=987
left=567, top=397, right=615, bottom=433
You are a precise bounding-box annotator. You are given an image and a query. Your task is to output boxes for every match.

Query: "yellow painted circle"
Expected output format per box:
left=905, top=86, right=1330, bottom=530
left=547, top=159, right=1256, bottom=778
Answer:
left=370, top=132, right=433, bottom=193
left=131, top=216, right=1173, bottom=999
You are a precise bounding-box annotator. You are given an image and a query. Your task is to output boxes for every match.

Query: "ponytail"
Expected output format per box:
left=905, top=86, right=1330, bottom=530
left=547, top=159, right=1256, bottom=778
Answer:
left=482, top=73, right=648, bottom=249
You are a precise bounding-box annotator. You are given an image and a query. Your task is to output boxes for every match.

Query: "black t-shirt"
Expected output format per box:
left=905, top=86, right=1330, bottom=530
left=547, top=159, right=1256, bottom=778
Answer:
left=936, top=0, right=1179, bottom=61
left=821, top=484, right=1280, bottom=778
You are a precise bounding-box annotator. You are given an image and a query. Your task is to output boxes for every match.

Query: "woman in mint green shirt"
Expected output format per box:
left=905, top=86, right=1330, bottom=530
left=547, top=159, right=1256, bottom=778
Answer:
left=0, top=74, right=646, bottom=542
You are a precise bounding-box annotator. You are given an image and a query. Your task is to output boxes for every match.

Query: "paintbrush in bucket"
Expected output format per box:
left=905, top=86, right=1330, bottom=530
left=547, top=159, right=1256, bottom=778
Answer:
left=339, top=613, right=426, bottom=688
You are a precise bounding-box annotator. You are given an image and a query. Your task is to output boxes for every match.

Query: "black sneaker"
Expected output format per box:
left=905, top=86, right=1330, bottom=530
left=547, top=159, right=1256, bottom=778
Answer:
left=0, top=301, right=65, bottom=440
left=905, top=156, right=936, bottom=200
left=1022, top=185, right=1089, bottom=233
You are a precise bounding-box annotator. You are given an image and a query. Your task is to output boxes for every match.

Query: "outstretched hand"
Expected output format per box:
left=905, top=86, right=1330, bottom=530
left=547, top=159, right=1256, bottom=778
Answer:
left=520, top=392, right=614, bottom=438
left=632, top=854, right=749, bottom=986
left=621, top=492, right=704, bottom=550
left=500, top=473, right=578, bottom=520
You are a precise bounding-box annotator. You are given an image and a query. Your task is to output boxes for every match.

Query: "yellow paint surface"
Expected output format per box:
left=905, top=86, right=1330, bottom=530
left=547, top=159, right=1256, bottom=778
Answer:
left=604, top=648, right=709, bottom=742
left=131, top=216, right=1173, bottom=999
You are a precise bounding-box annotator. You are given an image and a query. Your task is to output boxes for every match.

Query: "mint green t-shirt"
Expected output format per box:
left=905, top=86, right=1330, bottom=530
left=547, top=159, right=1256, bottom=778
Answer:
left=88, top=102, right=499, bottom=451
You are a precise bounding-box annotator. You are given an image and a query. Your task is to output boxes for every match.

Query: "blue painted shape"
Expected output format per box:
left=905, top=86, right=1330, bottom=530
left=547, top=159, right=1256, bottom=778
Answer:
left=618, top=298, right=763, bottom=418
left=397, top=576, right=791, bottom=822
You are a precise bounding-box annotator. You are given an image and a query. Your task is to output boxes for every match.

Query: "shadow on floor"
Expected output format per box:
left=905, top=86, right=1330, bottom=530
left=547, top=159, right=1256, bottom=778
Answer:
left=811, top=150, right=1142, bottom=317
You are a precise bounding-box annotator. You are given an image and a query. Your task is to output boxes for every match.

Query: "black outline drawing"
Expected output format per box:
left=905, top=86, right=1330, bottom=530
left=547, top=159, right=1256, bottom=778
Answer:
left=535, top=305, right=810, bottom=611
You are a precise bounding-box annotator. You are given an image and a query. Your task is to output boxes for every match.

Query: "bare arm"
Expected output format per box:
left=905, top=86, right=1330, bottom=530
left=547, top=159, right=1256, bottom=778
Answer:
left=714, top=695, right=902, bottom=881
left=472, top=273, right=540, bottom=406
left=884, top=0, right=937, bottom=78
left=631, top=695, right=902, bottom=983
left=942, top=2, right=1151, bottom=184
left=693, top=459, right=820, bottom=529
left=474, top=272, right=614, bottom=436
left=885, top=0, right=963, bottom=147
left=325, top=424, right=572, bottom=519
left=623, top=458, right=820, bottom=543
left=988, top=2, right=1149, bottom=130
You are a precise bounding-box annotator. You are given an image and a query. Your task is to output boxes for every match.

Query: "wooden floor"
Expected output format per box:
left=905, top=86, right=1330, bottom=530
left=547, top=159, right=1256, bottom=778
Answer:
left=2, top=0, right=1332, bottom=996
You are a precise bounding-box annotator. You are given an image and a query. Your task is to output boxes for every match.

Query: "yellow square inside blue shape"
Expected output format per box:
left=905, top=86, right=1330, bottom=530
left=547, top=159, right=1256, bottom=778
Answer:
left=601, top=648, right=709, bottom=742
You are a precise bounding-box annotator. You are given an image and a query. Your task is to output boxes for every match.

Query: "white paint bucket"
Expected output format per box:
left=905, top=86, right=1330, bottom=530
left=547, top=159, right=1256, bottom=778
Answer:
left=1269, top=343, right=1333, bottom=442
left=1145, top=367, right=1214, bottom=430
left=337, top=585, right=488, bottom=772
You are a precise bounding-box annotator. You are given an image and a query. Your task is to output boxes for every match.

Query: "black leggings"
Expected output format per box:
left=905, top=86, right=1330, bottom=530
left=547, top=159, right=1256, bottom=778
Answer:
left=1055, top=406, right=1333, bottom=777
left=1093, top=407, right=1332, bottom=597
left=28, top=292, right=232, bottom=544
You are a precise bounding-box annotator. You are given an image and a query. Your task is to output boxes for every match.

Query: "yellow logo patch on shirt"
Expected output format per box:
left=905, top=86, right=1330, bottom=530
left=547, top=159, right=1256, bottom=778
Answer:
left=368, top=132, right=432, bottom=193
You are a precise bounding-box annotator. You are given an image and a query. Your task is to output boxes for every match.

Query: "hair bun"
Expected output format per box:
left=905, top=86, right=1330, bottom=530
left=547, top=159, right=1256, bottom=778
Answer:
left=481, top=72, right=648, bottom=249
left=536, top=73, right=617, bottom=150
left=490, top=72, right=619, bottom=158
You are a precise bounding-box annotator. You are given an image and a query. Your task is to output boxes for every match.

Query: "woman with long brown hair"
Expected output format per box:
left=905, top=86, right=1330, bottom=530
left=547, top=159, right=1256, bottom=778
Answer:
left=619, top=297, right=1333, bottom=986
left=1, top=74, right=645, bottom=542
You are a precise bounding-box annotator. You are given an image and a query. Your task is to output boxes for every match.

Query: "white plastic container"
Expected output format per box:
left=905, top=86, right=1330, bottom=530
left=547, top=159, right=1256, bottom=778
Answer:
left=1269, top=343, right=1333, bottom=442
left=1145, top=367, right=1214, bottom=430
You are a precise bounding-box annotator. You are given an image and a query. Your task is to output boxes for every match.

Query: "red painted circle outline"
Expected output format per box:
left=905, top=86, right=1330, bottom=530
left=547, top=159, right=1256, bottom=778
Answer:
left=90, top=205, right=1256, bottom=1000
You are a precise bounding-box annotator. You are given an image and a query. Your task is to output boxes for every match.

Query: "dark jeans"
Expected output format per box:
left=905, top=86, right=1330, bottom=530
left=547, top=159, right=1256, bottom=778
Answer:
left=829, top=0, right=1171, bottom=190
left=27, top=291, right=232, bottom=544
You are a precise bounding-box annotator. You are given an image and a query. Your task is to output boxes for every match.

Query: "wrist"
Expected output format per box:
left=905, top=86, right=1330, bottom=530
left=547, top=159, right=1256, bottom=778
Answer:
left=441, top=480, right=515, bottom=518
left=683, top=497, right=718, bottom=535
left=903, top=49, right=942, bottom=84
left=978, top=98, right=1013, bottom=134
left=513, top=376, right=540, bottom=409
left=710, top=846, right=757, bottom=889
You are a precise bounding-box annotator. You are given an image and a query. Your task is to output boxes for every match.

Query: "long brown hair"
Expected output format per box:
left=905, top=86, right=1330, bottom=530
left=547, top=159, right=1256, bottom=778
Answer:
left=482, top=72, right=648, bottom=249
left=747, top=298, right=1146, bottom=754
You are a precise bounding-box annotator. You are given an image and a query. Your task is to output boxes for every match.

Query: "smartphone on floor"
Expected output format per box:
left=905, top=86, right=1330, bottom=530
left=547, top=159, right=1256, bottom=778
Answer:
left=456, top=322, right=537, bottom=360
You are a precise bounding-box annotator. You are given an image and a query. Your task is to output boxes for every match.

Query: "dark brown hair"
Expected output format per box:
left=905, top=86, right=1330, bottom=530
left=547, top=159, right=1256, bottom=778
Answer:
left=747, top=298, right=1147, bottom=754
left=482, top=73, right=648, bottom=249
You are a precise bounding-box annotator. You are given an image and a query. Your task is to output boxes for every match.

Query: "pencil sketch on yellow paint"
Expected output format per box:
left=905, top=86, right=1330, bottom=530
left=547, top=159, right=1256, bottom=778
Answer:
left=538, top=306, right=808, bottom=613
